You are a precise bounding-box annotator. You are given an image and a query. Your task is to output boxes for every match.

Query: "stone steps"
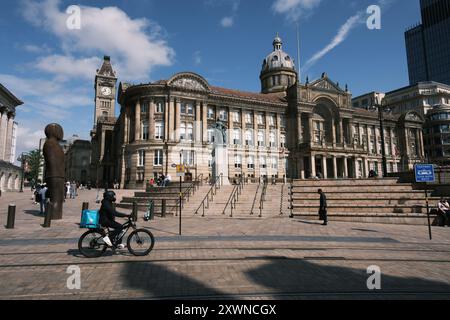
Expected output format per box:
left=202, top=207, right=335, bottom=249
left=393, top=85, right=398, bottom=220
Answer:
left=291, top=178, right=400, bottom=186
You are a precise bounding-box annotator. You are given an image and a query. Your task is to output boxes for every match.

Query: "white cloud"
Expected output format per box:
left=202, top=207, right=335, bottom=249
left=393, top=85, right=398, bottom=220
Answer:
left=221, top=17, right=234, bottom=28
left=23, top=44, right=52, bottom=54
left=272, top=0, right=322, bottom=21
left=21, top=0, right=175, bottom=80
left=35, top=55, right=101, bottom=80
left=303, top=13, right=363, bottom=71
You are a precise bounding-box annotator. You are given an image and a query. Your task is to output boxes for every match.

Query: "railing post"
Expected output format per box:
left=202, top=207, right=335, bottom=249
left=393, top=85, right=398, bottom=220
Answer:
left=132, top=202, right=138, bottom=221
left=162, top=199, right=167, bottom=218
left=6, top=204, right=16, bottom=229
left=289, top=184, right=294, bottom=218
left=202, top=202, right=205, bottom=217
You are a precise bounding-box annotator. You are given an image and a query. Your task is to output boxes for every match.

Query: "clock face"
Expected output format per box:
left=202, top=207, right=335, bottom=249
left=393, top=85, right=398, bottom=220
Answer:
left=101, top=86, right=112, bottom=96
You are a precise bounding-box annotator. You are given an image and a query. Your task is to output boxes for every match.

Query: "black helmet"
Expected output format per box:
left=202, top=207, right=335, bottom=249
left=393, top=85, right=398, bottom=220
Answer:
left=103, top=191, right=116, bottom=202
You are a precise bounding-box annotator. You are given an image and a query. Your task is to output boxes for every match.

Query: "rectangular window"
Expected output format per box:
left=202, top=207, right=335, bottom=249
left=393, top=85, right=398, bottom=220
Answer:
left=155, top=122, right=164, bottom=140
left=142, top=122, right=149, bottom=140
left=245, top=113, right=253, bottom=124
left=257, top=114, right=264, bottom=125
left=180, top=123, right=186, bottom=141
left=235, top=155, right=242, bottom=168
left=247, top=156, right=255, bottom=169
left=260, top=156, right=267, bottom=169
left=141, top=102, right=149, bottom=114
left=181, top=150, right=195, bottom=166
left=245, top=130, right=253, bottom=146
left=154, top=150, right=163, bottom=166
left=271, top=157, right=278, bottom=169
left=233, top=111, right=240, bottom=123
left=219, top=109, right=228, bottom=121
left=187, top=123, right=194, bottom=141
left=280, top=135, right=286, bottom=148
left=269, top=115, right=276, bottom=126
left=208, top=107, right=215, bottom=119
left=270, top=132, right=276, bottom=147
left=156, top=101, right=164, bottom=113
left=280, top=115, right=286, bottom=128
left=233, top=129, right=241, bottom=145
left=258, top=131, right=265, bottom=147
left=138, top=150, right=146, bottom=167
left=207, top=129, right=215, bottom=143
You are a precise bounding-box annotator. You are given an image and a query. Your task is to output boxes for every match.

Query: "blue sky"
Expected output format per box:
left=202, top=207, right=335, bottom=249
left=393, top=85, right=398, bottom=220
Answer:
left=0, top=0, right=421, bottom=161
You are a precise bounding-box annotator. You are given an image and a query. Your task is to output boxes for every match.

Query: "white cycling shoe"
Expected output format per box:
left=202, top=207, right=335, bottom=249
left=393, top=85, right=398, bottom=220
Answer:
left=117, top=244, right=126, bottom=250
left=103, top=236, right=113, bottom=247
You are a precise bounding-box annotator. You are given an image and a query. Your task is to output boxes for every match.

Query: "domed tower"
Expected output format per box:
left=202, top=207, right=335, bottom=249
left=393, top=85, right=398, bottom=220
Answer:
left=260, top=34, right=298, bottom=94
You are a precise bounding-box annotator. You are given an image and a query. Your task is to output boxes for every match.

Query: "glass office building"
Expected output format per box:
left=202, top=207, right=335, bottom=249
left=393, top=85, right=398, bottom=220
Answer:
left=405, top=0, right=450, bottom=86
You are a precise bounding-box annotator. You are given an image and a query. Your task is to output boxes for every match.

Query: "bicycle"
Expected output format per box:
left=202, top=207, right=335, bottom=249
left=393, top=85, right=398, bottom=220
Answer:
left=78, top=216, right=155, bottom=258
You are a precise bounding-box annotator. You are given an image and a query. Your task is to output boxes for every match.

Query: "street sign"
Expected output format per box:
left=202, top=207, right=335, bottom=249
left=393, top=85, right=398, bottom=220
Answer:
left=415, top=164, right=435, bottom=183
left=176, top=165, right=186, bottom=177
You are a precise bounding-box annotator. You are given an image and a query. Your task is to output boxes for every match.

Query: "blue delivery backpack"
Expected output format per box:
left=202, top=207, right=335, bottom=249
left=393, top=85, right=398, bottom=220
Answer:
left=80, top=210, right=100, bottom=229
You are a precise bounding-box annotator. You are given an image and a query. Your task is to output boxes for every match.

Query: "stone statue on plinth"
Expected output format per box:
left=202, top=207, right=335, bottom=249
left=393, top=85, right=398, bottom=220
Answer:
left=211, top=119, right=230, bottom=185
left=43, top=124, right=65, bottom=220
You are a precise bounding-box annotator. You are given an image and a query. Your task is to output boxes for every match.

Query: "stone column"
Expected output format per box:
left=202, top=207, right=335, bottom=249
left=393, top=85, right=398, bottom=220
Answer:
left=202, top=103, right=208, bottom=143
left=196, top=101, right=202, bottom=143
left=331, top=121, right=337, bottom=145
left=4, top=114, right=14, bottom=162
left=169, top=98, right=175, bottom=141
left=307, top=114, right=314, bottom=143
left=339, top=120, right=344, bottom=144
left=276, top=113, right=281, bottom=148
left=0, top=110, right=8, bottom=161
left=242, top=110, right=247, bottom=146
left=253, top=112, right=258, bottom=147
left=164, top=98, right=170, bottom=141
left=419, top=129, right=425, bottom=159
left=344, top=157, right=348, bottom=178
left=310, top=154, right=316, bottom=178
left=135, top=100, right=141, bottom=141
left=322, top=156, right=328, bottom=179
left=149, top=99, right=155, bottom=140
left=390, top=127, right=396, bottom=158
left=332, top=156, right=338, bottom=178
left=175, top=99, right=181, bottom=142
left=363, top=157, right=369, bottom=178
left=297, top=112, right=302, bottom=144
left=266, top=112, right=271, bottom=149
left=228, top=107, right=234, bottom=146
left=359, top=124, right=364, bottom=147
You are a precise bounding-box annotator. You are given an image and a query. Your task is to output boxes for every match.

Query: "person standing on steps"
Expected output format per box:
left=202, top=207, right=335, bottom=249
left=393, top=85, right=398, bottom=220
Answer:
left=318, top=189, right=328, bottom=226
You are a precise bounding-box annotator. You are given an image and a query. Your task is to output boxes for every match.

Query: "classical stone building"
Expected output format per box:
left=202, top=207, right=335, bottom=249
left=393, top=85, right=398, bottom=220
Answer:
left=65, top=139, right=92, bottom=184
left=0, top=84, right=23, bottom=193
left=91, top=35, right=426, bottom=189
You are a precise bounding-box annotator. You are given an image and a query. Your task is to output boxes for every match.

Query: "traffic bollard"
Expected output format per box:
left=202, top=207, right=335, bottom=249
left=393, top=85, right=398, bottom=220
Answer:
left=6, top=204, right=16, bottom=229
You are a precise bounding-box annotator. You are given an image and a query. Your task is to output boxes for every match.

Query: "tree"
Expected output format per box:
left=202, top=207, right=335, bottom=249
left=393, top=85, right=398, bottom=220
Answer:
left=26, top=149, right=43, bottom=184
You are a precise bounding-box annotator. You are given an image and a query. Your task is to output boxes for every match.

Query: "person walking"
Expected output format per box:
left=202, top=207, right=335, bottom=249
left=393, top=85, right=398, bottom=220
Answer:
left=318, top=189, right=328, bottom=226
left=39, top=184, right=48, bottom=215
left=438, top=198, right=450, bottom=227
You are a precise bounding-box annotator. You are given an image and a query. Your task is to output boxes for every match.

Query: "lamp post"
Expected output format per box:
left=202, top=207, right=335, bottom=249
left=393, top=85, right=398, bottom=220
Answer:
left=18, top=152, right=29, bottom=193
left=164, top=142, right=169, bottom=176
left=179, top=149, right=183, bottom=236
left=374, top=97, right=388, bottom=178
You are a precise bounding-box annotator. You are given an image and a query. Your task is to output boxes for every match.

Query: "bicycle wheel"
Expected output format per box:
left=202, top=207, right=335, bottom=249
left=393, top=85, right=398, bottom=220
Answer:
left=127, top=229, right=155, bottom=256
left=78, top=230, right=107, bottom=258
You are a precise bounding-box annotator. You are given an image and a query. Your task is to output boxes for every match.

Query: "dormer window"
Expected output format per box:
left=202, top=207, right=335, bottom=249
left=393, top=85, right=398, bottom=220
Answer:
left=272, top=55, right=279, bottom=62
left=285, top=56, right=291, bottom=61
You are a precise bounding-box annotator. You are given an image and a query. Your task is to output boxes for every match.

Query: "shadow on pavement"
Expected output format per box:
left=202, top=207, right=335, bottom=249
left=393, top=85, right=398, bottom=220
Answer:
left=122, top=262, right=236, bottom=299
left=244, top=257, right=450, bottom=298
left=24, top=210, right=44, bottom=218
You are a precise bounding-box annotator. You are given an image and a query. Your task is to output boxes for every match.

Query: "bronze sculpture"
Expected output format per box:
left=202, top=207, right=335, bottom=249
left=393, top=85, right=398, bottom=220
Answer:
left=43, top=124, right=65, bottom=220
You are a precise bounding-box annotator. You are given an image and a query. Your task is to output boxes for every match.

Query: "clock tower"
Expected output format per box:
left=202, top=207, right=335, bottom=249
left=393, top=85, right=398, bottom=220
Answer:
left=94, top=56, right=117, bottom=127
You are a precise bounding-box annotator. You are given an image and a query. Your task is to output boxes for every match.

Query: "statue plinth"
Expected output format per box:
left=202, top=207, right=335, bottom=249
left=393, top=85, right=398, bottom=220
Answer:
left=213, top=144, right=230, bottom=186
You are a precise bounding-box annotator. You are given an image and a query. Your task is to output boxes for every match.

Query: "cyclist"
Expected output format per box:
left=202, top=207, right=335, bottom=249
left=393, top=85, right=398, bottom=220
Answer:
left=100, top=191, right=131, bottom=249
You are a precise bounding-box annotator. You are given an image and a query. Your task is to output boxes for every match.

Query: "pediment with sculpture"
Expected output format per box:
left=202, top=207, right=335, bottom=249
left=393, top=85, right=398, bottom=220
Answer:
left=168, top=73, right=211, bottom=92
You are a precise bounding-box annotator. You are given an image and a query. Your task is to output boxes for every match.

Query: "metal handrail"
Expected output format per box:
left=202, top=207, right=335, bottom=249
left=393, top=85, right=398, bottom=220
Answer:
left=250, top=182, right=261, bottom=215
left=258, top=181, right=268, bottom=217
left=194, top=174, right=222, bottom=217
left=223, top=178, right=244, bottom=217
left=166, top=181, right=197, bottom=216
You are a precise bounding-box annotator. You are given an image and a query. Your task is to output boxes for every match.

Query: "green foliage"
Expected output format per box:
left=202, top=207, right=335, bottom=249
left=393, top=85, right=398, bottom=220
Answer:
left=25, top=149, right=43, bottom=183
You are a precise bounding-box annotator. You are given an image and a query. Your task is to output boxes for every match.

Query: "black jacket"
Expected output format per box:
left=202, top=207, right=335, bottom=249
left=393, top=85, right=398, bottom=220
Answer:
left=320, top=193, right=327, bottom=210
left=99, top=199, right=128, bottom=224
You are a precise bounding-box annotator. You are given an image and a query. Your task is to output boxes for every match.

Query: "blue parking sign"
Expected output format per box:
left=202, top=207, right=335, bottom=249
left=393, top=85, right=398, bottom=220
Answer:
left=415, top=164, right=435, bottom=183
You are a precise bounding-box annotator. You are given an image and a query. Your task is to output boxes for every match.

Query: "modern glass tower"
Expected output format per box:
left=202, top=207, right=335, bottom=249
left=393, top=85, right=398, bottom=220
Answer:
left=405, top=0, right=450, bottom=86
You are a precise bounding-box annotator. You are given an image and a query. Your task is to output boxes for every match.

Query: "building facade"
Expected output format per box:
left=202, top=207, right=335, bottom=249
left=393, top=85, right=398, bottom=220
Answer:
left=91, top=36, right=426, bottom=189
left=405, top=0, right=450, bottom=86
left=65, top=140, right=92, bottom=184
left=424, top=105, right=450, bottom=165
left=0, top=84, right=23, bottom=193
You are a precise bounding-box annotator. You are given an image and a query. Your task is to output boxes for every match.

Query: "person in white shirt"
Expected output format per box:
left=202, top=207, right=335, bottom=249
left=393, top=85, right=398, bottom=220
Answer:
left=438, top=198, right=450, bottom=226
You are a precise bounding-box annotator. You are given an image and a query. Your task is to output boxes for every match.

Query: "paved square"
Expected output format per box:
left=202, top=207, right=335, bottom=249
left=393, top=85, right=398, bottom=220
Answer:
left=0, top=189, right=449, bottom=300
